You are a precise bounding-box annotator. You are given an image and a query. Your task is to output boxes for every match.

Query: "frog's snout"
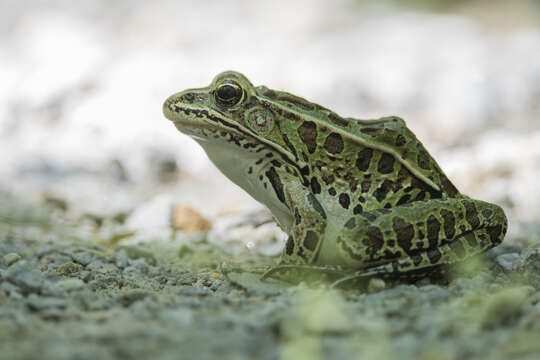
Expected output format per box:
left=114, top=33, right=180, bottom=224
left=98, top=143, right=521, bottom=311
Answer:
left=162, top=94, right=178, bottom=121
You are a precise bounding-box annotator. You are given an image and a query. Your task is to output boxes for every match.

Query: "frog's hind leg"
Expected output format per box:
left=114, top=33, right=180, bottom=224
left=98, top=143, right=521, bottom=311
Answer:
left=333, top=198, right=508, bottom=288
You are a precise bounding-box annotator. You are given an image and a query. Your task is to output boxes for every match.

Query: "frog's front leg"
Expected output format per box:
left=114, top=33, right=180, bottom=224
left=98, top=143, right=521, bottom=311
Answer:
left=333, top=197, right=507, bottom=286
left=261, top=179, right=336, bottom=280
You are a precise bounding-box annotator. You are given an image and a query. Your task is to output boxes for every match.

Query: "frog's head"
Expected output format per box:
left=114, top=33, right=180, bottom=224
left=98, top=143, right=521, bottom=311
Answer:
left=163, top=71, right=259, bottom=138
left=164, top=71, right=342, bottom=167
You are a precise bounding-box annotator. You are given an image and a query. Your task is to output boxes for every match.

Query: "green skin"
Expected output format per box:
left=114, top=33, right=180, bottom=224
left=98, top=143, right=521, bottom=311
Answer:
left=163, top=71, right=508, bottom=285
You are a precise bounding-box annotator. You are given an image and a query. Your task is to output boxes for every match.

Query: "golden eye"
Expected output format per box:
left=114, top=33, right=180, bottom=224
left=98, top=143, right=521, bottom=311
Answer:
left=246, top=108, right=274, bottom=133
left=215, top=82, right=243, bottom=106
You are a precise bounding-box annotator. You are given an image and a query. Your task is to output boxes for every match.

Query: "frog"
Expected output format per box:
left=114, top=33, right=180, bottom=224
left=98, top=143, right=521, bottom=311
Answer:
left=163, top=71, right=507, bottom=286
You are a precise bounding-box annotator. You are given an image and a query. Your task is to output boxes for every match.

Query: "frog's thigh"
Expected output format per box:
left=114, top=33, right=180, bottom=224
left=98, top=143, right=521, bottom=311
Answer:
left=337, top=198, right=507, bottom=274
left=279, top=182, right=327, bottom=265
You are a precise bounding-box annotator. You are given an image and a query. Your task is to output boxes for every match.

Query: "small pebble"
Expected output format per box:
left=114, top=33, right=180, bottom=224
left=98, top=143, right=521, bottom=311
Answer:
left=26, top=294, right=68, bottom=311
left=178, top=285, right=211, bottom=297
left=171, top=206, right=212, bottom=233
left=3, top=253, right=21, bottom=267
left=57, top=278, right=86, bottom=292
left=72, top=251, right=95, bottom=266
left=496, top=253, right=520, bottom=271
left=3, top=261, right=45, bottom=294
left=58, top=262, right=83, bottom=276
left=117, top=245, right=157, bottom=266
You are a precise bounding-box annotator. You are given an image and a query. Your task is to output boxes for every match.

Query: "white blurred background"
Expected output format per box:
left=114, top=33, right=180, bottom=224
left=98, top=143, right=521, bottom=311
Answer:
left=1, top=0, right=540, bottom=248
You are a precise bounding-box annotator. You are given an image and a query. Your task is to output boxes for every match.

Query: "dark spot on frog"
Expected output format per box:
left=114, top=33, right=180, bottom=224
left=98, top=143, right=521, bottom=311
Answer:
left=426, top=215, right=441, bottom=247
left=297, top=121, right=317, bottom=154
left=361, top=180, right=371, bottom=193
left=373, top=180, right=393, bottom=202
left=356, top=148, right=373, bottom=172
left=440, top=209, right=456, bottom=239
left=414, top=191, right=426, bottom=201
left=396, top=194, right=411, bottom=206
left=339, top=193, right=350, bottom=209
left=344, top=218, right=356, bottom=229
left=324, top=133, right=344, bottom=154
left=277, top=93, right=315, bottom=111
left=285, top=112, right=300, bottom=121
left=328, top=187, right=336, bottom=196
left=417, top=147, right=431, bottom=170
left=285, top=237, right=294, bottom=255
left=281, top=133, right=298, bottom=159
left=328, top=112, right=349, bottom=127
left=363, top=226, right=384, bottom=255
left=310, top=177, right=321, bottom=194
left=294, top=208, right=301, bottom=225
left=361, top=211, right=377, bottom=222
left=353, top=204, right=363, bottom=214
left=307, top=193, right=326, bottom=219
left=463, top=200, right=480, bottom=228
left=377, top=153, right=395, bottom=174
left=487, top=224, right=504, bottom=245
left=412, top=254, right=422, bottom=266
left=395, top=134, right=406, bottom=146
left=427, top=247, right=441, bottom=264
left=392, top=217, right=414, bottom=253
left=304, top=231, right=319, bottom=251
left=360, top=127, right=382, bottom=136
left=265, top=167, right=286, bottom=205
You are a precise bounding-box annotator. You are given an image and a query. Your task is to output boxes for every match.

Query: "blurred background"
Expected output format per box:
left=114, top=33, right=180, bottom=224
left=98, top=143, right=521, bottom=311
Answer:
left=1, top=0, right=540, bottom=252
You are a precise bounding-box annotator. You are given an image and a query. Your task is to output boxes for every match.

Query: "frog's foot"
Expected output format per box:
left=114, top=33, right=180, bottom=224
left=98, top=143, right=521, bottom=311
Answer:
left=261, top=264, right=346, bottom=282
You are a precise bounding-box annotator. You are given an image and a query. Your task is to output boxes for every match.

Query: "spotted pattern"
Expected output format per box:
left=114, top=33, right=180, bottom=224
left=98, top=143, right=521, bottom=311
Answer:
left=356, top=148, right=373, bottom=172
left=324, top=133, right=344, bottom=154
left=378, top=153, right=395, bottom=174
left=297, top=121, right=317, bottom=154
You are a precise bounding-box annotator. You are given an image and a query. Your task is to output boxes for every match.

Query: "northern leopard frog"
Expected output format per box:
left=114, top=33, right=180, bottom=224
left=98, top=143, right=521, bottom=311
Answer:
left=163, top=71, right=507, bottom=285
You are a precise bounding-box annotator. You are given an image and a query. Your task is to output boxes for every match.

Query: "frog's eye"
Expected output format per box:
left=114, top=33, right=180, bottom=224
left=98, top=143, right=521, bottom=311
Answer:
left=215, top=81, right=244, bottom=107
left=246, top=108, right=274, bottom=133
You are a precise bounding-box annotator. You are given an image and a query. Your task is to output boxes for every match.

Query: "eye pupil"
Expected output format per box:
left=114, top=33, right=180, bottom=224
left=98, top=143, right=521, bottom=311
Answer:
left=217, top=85, right=238, bottom=100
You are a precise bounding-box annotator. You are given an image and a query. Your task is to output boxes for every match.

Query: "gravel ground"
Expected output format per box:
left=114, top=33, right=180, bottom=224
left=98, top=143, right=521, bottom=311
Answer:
left=1, top=191, right=540, bottom=360
left=2, top=1, right=540, bottom=359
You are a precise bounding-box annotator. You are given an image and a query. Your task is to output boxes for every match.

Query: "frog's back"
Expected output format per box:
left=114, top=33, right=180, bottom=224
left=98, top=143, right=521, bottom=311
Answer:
left=255, top=88, right=459, bottom=201
left=344, top=115, right=459, bottom=198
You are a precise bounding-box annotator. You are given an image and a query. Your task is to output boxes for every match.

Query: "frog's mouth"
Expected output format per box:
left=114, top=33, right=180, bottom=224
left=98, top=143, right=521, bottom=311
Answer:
left=163, top=93, right=307, bottom=173
left=163, top=97, right=247, bottom=141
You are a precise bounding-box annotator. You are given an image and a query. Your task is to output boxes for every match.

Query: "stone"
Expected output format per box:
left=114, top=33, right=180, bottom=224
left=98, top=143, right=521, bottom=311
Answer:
left=57, top=278, right=86, bottom=292
left=72, top=251, right=95, bottom=266
left=3, top=253, right=21, bottom=266
left=3, top=260, right=45, bottom=294
left=117, top=245, right=157, bottom=266
left=58, top=262, right=84, bottom=276
left=25, top=294, right=68, bottom=311
left=513, top=243, right=540, bottom=288
left=496, top=253, right=520, bottom=271
left=171, top=205, right=212, bottom=233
